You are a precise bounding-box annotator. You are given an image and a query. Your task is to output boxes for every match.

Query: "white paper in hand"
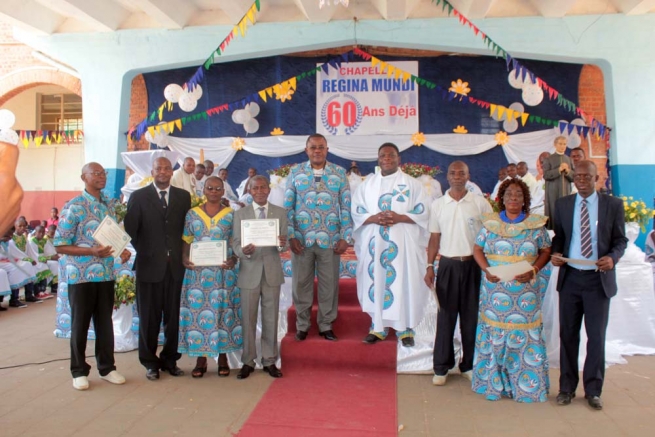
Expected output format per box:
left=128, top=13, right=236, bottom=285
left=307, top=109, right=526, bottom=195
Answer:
left=92, top=216, right=131, bottom=256
left=486, top=261, right=533, bottom=282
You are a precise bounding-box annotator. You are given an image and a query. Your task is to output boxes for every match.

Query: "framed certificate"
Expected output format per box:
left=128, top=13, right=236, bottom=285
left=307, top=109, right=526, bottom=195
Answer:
left=190, top=240, right=227, bottom=266
left=92, top=216, right=131, bottom=256
left=241, top=218, right=279, bottom=247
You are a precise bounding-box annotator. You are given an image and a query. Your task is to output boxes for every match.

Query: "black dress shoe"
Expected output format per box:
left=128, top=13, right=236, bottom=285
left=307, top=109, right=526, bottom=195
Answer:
left=237, top=364, right=254, bottom=380
left=586, top=395, right=603, bottom=410
left=362, top=334, right=382, bottom=344
left=401, top=337, right=415, bottom=347
left=263, top=364, right=283, bottom=378
left=319, top=330, right=338, bottom=341
left=161, top=365, right=185, bottom=376
left=146, top=368, right=160, bottom=381
left=295, top=330, right=308, bottom=341
left=556, top=392, right=576, bottom=405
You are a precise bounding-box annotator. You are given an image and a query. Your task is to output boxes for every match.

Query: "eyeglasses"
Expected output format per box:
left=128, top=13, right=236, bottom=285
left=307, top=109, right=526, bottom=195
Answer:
left=85, top=171, right=107, bottom=177
left=205, top=186, right=224, bottom=192
left=573, top=174, right=594, bottom=181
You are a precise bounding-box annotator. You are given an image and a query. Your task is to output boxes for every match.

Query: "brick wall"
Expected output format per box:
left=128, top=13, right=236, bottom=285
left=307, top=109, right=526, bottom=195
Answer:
left=578, top=64, right=609, bottom=188
left=127, top=74, right=149, bottom=151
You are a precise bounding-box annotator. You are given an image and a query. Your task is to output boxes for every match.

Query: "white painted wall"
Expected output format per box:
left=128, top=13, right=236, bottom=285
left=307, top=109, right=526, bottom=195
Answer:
left=3, top=84, right=86, bottom=191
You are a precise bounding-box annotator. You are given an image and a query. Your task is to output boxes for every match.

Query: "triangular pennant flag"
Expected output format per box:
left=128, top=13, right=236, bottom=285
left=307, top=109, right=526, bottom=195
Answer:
left=45, top=132, right=52, bottom=145
left=567, top=123, right=575, bottom=135
left=497, top=106, right=506, bottom=120
left=394, top=67, right=403, bottom=80
left=490, top=104, right=497, bottom=118
left=258, top=90, right=268, bottom=102
left=255, top=0, right=261, bottom=11
left=402, top=71, right=411, bottom=83
left=34, top=131, right=43, bottom=147
left=505, top=54, right=512, bottom=70
left=168, top=121, right=175, bottom=134
left=247, top=9, right=255, bottom=24
left=581, top=126, right=590, bottom=138
left=288, top=77, right=297, bottom=90
left=521, top=67, right=528, bottom=82
left=147, top=126, right=156, bottom=140
left=528, top=115, right=535, bottom=123
left=158, top=104, right=165, bottom=121
left=558, top=122, right=566, bottom=134
left=520, top=112, right=529, bottom=126
left=266, top=87, right=273, bottom=98
left=371, top=57, right=380, bottom=67
left=239, top=19, right=247, bottom=37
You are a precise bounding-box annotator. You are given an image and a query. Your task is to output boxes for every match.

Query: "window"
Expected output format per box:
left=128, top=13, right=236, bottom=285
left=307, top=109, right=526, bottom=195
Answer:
left=39, top=93, right=83, bottom=132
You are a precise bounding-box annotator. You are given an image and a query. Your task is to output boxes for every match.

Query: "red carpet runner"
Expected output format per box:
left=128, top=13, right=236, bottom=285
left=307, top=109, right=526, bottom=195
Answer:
left=237, top=278, right=398, bottom=436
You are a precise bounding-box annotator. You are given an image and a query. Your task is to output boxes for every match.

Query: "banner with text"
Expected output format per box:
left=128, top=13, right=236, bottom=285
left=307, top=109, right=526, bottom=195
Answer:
left=316, top=61, right=419, bottom=136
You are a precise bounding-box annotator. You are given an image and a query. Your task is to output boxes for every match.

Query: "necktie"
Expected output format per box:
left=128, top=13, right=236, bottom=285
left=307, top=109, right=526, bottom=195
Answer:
left=160, top=191, right=167, bottom=209
left=258, top=206, right=266, bottom=219
left=580, top=199, right=592, bottom=258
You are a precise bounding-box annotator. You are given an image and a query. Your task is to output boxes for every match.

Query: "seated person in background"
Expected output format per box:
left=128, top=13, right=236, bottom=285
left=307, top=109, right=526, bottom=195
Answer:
left=28, top=225, right=59, bottom=294
left=47, top=207, right=60, bottom=227
left=194, top=163, right=206, bottom=196
left=0, top=226, right=39, bottom=307
left=490, top=167, right=508, bottom=200
left=45, top=224, right=57, bottom=241
left=236, top=167, right=257, bottom=199
left=218, top=168, right=245, bottom=209
left=506, top=163, right=518, bottom=179
left=14, top=219, right=53, bottom=300
left=347, top=162, right=361, bottom=176
left=517, top=161, right=539, bottom=199
left=170, top=157, right=196, bottom=195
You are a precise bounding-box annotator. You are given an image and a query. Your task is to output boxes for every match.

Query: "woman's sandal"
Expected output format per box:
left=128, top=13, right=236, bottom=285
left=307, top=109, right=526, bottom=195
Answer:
left=218, top=365, right=230, bottom=377
left=192, top=359, right=208, bottom=378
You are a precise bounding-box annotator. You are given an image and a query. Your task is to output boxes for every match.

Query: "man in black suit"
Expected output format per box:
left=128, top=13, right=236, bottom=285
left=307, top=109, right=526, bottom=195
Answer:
left=124, top=157, right=191, bottom=380
left=551, top=160, right=627, bottom=410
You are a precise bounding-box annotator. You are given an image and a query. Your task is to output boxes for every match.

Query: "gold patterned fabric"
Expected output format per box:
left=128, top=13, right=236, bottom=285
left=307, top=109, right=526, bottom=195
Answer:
left=480, top=213, right=547, bottom=238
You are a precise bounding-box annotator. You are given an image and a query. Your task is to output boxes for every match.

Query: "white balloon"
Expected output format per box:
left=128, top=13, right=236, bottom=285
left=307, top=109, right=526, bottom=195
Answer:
left=189, top=84, right=203, bottom=100
left=164, top=84, right=184, bottom=103
left=503, top=118, right=519, bottom=133
left=508, top=102, right=524, bottom=113
left=571, top=118, right=587, bottom=126
left=232, top=109, right=249, bottom=124
left=144, top=131, right=154, bottom=143
left=508, top=69, right=526, bottom=90
left=0, top=129, right=19, bottom=145
left=0, top=109, right=15, bottom=130
left=178, top=92, right=198, bottom=112
left=245, top=102, right=260, bottom=117
left=243, top=118, right=259, bottom=134
left=522, top=83, right=544, bottom=106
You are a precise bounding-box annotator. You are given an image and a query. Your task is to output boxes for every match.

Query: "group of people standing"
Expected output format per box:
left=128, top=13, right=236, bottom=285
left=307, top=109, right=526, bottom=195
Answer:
left=53, top=133, right=627, bottom=411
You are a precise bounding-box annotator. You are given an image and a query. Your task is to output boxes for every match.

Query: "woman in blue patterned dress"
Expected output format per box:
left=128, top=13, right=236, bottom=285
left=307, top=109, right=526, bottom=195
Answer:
left=179, top=176, right=242, bottom=378
left=472, top=179, right=552, bottom=402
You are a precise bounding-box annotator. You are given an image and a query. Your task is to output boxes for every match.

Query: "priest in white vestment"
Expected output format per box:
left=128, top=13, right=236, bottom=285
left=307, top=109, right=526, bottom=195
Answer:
left=170, top=157, right=196, bottom=195
left=351, top=143, right=431, bottom=347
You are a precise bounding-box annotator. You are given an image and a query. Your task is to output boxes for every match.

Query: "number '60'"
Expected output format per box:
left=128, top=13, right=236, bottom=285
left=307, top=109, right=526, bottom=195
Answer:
left=326, top=101, right=357, bottom=127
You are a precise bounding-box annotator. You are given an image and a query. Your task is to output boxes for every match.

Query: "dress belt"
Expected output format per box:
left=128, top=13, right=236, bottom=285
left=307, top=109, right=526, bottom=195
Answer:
left=441, top=255, right=474, bottom=262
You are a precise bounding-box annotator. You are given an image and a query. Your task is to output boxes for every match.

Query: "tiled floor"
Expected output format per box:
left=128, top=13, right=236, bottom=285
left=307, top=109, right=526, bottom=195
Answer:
left=1, top=298, right=654, bottom=436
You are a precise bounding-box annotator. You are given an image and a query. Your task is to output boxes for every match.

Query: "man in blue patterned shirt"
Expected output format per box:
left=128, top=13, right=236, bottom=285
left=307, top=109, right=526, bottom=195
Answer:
left=54, top=162, right=131, bottom=391
left=284, top=133, right=353, bottom=341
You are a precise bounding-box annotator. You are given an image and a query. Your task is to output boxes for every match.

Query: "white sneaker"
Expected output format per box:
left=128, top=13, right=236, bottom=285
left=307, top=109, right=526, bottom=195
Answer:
left=432, top=373, right=448, bottom=386
left=461, top=370, right=473, bottom=382
left=101, top=371, right=126, bottom=385
left=73, top=376, right=89, bottom=390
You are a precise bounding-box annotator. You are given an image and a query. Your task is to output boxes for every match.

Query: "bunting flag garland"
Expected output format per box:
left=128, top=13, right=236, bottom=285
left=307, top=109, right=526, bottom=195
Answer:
left=14, top=130, right=83, bottom=148
left=132, top=47, right=603, bottom=143
left=430, top=0, right=611, bottom=138
left=130, top=0, right=261, bottom=140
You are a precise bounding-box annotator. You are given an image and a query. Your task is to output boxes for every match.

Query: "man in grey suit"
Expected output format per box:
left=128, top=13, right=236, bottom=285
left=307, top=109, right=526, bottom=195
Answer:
left=232, top=175, right=288, bottom=379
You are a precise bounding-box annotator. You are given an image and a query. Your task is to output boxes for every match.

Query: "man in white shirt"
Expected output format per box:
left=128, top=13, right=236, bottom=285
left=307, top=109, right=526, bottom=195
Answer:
left=517, top=161, right=539, bottom=198
left=218, top=168, right=245, bottom=209
left=236, top=167, right=257, bottom=199
left=424, top=161, right=492, bottom=386
left=170, top=157, right=196, bottom=195
left=490, top=167, right=508, bottom=200
left=193, top=163, right=205, bottom=196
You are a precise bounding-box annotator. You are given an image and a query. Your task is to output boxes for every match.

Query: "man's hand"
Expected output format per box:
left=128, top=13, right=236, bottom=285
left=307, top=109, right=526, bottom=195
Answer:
left=119, top=249, right=131, bottom=265
left=333, top=239, right=348, bottom=255
left=382, top=211, right=405, bottom=226
left=551, top=253, right=566, bottom=267
left=424, top=268, right=435, bottom=288
left=221, top=256, right=236, bottom=270
left=596, top=256, right=614, bottom=272
left=242, top=243, right=256, bottom=256
left=278, top=235, right=287, bottom=247
left=0, top=141, right=23, bottom=235
left=92, top=245, right=114, bottom=258
left=559, top=163, right=570, bottom=174
left=289, top=238, right=304, bottom=255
